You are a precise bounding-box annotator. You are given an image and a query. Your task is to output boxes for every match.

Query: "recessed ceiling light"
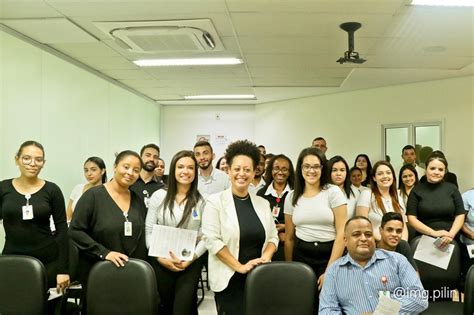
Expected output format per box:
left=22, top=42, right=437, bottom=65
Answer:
left=133, top=57, right=243, bottom=66
left=184, top=94, right=256, bottom=100
left=411, top=0, right=474, bottom=6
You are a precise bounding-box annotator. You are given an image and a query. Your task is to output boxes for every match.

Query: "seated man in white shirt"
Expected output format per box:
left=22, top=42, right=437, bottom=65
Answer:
left=194, top=140, right=230, bottom=198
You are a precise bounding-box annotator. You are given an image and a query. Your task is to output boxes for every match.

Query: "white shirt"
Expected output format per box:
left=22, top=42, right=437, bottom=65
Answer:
left=69, top=183, right=87, bottom=212
left=263, top=182, right=291, bottom=198
left=284, top=185, right=347, bottom=242
left=248, top=177, right=266, bottom=194
left=346, top=186, right=361, bottom=219
left=145, top=189, right=206, bottom=258
left=197, top=167, right=230, bottom=198
left=357, top=190, right=406, bottom=240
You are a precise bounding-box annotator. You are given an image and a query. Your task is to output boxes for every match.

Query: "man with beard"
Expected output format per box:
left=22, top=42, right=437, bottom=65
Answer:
left=377, top=212, right=417, bottom=271
left=193, top=141, right=230, bottom=198
left=319, top=216, right=427, bottom=314
left=130, top=144, right=164, bottom=209
left=248, top=154, right=266, bottom=194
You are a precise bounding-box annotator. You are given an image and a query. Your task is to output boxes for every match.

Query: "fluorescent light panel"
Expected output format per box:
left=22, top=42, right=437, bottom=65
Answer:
left=185, top=94, right=256, bottom=100
left=133, top=57, right=242, bottom=66
left=411, top=0, right=474, bottom=6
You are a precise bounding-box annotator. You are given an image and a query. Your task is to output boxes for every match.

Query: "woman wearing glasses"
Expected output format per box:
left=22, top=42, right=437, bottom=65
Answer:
left=0, top=141, right=70, bottom=292
left=284, top=147, right=347, bottom=308
left=257, top=154, right=295, bottom=261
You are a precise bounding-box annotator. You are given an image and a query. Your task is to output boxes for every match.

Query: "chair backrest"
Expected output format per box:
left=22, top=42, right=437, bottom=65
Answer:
left=244, top=261, right=316, bottom=315
left=465, top=265, right=474, bottom=315
left=86, top=258, right=158, bottom=315
left=0, top=255, right=47, bottom=315
left=410, top=236, right=461, bottom=290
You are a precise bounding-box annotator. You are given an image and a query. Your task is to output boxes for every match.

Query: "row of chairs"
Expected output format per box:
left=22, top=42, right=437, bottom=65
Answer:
left=0, top=254, right=473, bottom=314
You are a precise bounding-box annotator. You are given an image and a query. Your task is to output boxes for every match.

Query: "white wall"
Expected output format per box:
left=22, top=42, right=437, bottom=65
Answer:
left=0, top=30, right=161, bottom=200
left=160, top=105, right=254, bottom=168
left=255, top=76, right=474, bottom=192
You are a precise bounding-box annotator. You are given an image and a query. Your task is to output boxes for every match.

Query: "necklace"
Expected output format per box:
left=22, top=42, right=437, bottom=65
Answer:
left=233, top=194, right=250, bottom=201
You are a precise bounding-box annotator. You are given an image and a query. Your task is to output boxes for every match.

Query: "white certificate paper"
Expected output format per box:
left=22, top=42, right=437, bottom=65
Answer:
left=413, top=235, right=454, bottom=270
left=148, top=225, right=197, bottom=261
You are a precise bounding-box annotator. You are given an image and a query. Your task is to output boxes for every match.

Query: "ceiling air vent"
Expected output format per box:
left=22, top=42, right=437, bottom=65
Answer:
left=94, top=19, right=224, bottom=54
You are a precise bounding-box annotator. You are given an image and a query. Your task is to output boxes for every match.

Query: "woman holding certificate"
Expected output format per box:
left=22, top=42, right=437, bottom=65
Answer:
left=202, top=140, right=279, bottom=315
left=145, top=150, right=205, bottom=315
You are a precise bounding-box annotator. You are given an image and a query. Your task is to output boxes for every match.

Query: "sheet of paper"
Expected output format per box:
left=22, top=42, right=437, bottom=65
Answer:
left=467, top=244, right=474, bottom=259
left=48, top=288, right=63, bottom=301
left=374, top=295, right=401, bottom=315
left=148, top=224, right=197, bottom=261
left=413, top=235, right=454, bottom=270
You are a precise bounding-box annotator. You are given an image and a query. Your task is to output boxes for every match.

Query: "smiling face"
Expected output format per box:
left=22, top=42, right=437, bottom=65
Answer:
left=174, top=157, right=196, bottom=186
left=331, top=161, right=347, bottom=187
left=373, top=164, right=393, bottom=190
left=350, top=169, right=363, bottom=187
left=141, top=147, right=159, bottom=172
left=154, top=159, right=165, bottom=177
left=194, top=145, right=214, bottom=170
left=255, top=155, right=265, bottom=178
left=301, top=155, right=322, bottom=186
left=272, top=158, right=290, bottom=185
left=84, top=161, right=104, bottom=185
left=114, top=155, right=141, bottom=188
left=218, top=158, right=229, bottom=174
left=344, top=219, right=375, bottom=264
left=379, top=220, right=404, bottom=250
left=356, top=156, right=368, bottom=170
left=15, top=145, right=45, bottom=179
left=426, top=159, right=446, bottom=184
left=312, top=139, right=327, bottom=153
left=401, top=168, right=416, bottom=189
left=229, top=155, right=255, bottom=195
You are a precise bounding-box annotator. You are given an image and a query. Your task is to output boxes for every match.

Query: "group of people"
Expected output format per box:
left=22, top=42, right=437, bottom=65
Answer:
left=0, top=137, right=472, bottom=315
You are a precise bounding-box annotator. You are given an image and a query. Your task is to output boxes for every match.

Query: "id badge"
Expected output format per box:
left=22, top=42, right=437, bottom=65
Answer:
left=144, top=197, right=150, bottom=208
left=192, top=209, right=200, bottom=220
left=272, top=206, right=280, bottom=218
left=124, top=221, right=132, bottom=236
left=379, top=290, right=390, bottom=298
left=22, top=205, right=34, bottom=220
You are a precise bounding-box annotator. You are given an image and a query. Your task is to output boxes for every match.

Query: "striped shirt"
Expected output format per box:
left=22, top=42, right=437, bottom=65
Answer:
left=319, top=249, right=428, bottom=314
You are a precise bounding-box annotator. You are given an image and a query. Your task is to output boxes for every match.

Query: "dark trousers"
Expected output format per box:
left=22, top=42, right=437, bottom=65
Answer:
left=151, top=257, right=202, bottom=315
left=214, top=272, right=247, bottom=315
left=293, top=237, right=334, bottom=313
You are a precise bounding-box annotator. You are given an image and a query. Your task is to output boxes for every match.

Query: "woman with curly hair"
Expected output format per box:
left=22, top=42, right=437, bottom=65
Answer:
left=202, top=140, right=278, bottom=315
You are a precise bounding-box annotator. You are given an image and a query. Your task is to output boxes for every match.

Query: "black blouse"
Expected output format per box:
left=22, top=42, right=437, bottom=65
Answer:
left=257, top=185, right=289, bottom=224
left=69, top=185, right=147, bottom=262
left=0, top=179, right=68, bottom=273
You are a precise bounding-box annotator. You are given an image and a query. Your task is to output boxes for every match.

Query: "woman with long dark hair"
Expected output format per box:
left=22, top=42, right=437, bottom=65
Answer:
left=284, top=148, right=347, bottom=309
left=66, top=156, right=107, bottom=223
left=397, top=164, right=419, bottom=208
left=146, top=150, right=205, bottom=315
left=353, top=154, right=372, bottom=187
left=0, top=140, right=69, bottom=292
left=356, top=160, right=408, bottom=240
left=257, top=154, right=295, bottom=260
left=327, top=156, right=358, bottom=218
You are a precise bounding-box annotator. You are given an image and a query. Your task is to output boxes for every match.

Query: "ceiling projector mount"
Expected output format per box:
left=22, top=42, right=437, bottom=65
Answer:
left=337, top=22, right=366, bottom=64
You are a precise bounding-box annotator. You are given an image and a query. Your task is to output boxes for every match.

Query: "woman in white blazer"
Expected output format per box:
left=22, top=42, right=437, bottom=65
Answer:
left=202, top=140, right=279, bottom=315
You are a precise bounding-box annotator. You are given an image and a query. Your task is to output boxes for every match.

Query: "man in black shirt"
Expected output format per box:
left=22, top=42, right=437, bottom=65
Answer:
left=378, top=212, right=418, bottom=271
left=130, top=144, right=164, bottom=210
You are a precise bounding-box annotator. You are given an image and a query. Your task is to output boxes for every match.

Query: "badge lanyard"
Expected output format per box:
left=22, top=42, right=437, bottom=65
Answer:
left=272, top=193, right=282, bottom=219
left=22, top=194, right=34, bottom=220
left=379, top=275, right=390, bottom=298
left=123, top=212, right=132, bottom=236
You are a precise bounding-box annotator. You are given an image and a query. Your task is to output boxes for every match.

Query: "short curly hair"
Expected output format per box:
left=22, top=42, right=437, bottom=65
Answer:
left=225, top=140, right=260, bottom=169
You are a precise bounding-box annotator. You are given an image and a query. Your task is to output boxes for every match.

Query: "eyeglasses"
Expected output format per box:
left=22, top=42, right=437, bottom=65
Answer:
left=273, top=167, right=289, bottom=174
left=302, top=164, right=322, bottom=172
left=21, top=155, right=45, bottom=165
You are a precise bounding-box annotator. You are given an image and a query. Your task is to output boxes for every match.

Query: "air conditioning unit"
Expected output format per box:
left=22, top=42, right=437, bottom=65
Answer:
left=94, top=19, right=224, bottom=53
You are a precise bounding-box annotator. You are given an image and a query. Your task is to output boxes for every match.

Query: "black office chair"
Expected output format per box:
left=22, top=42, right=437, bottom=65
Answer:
left=0, top=255, right=48, bottom=315
left=244, top=261, right=316, bottom=315
left=410, top=236, right=464, bottom=314
left=86, top=258, right=158, bottom=315
left=464, top=265, right=474, bottom=315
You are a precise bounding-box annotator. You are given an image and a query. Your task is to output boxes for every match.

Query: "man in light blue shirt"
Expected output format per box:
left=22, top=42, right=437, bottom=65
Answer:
left=319, top=216, right=428, bottom=314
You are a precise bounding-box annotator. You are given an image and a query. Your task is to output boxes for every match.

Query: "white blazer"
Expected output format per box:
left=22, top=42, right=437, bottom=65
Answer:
left=202, top=188, right=279, bottom=292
